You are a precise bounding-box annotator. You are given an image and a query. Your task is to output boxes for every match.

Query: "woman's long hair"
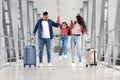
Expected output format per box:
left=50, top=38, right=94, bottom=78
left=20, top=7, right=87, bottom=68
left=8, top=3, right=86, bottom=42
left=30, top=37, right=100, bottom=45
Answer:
left=76, top=15, right=87, bottom=34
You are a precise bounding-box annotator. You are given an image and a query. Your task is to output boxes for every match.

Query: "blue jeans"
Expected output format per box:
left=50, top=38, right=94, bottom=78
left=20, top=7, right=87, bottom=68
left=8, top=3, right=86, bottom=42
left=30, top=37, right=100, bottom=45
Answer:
left=59, top=35, right=68, bottom=56
left=38, top=38, right=51, bottom=63
left=71, top=35, right=81, bottom=62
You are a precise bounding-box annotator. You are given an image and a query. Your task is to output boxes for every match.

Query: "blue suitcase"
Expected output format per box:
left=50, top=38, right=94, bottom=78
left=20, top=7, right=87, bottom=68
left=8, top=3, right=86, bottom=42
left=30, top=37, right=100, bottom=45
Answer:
left=23, top=45, right=36, bottom=67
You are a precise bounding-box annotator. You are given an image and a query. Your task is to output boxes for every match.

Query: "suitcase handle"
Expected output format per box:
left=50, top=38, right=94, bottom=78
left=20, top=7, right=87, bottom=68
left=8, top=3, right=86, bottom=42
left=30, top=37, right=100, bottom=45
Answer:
left=28, top=39, right=34, bottom=46
left=31, top=39, right=34, bottom=45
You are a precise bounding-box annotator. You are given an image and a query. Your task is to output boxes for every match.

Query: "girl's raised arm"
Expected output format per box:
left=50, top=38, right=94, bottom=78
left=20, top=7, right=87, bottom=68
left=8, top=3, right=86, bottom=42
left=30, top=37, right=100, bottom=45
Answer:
left=57, top=16, right=62, bottom=28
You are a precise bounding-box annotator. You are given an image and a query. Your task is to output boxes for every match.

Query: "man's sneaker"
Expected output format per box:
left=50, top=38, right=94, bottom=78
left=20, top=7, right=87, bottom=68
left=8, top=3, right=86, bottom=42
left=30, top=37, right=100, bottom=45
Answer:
left=72, top=63, right=76, bottom=67
left=59, top=56, right=62, bottom=60
left=39, top=63, right=43, bottom=67
left=48, top=63, right=53, bottom=67
left=64, top=55, right=68, bottom=58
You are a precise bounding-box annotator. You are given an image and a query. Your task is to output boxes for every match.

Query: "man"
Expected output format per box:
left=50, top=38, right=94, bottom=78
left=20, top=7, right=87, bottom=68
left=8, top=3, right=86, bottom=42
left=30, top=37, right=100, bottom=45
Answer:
left=32, top=11, right=59, bottom=67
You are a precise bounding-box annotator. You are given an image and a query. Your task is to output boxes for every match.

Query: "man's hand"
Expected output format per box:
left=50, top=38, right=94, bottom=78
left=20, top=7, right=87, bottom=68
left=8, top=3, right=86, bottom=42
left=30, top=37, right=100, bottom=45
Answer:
left=31, top=35, right=35, bottom=40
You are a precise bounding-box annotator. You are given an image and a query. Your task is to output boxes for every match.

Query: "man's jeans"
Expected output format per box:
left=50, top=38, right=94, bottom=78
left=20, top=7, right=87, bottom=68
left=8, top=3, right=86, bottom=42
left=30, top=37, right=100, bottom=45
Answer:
left=39, top=38, right=51, bottom=63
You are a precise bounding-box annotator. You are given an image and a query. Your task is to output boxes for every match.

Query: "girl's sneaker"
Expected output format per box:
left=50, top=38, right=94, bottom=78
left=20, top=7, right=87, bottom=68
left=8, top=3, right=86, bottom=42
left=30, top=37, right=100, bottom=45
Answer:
left=64, top=55, right=68, bottom=58
left=59, top=56, right=62, bottom=60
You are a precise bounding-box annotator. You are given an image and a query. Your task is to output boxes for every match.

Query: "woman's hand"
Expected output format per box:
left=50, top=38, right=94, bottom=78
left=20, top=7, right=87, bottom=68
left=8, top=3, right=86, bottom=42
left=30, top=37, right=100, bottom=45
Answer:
left=57, top=15, right=60, bottom=19
left=86, top=39, right=90, bottom=43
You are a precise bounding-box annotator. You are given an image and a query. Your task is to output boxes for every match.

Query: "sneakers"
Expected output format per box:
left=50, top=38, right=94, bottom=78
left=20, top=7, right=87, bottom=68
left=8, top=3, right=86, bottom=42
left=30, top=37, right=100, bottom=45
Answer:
left=48, top=63, right=53, bottom=67
left=39, top=63, right=43, bottom=67
left=64, top=55, right=68, bottom=58
left=39, top=63, right=52, bottom=67
left=59, top=55, right=68, bottom=60
left=59, top=56, right=62, bottom=60
left=72, top=63, right=76, bottom=67
left=71, top=62, right=83, bottom=67
left=78, top=62, right=83, bottom=67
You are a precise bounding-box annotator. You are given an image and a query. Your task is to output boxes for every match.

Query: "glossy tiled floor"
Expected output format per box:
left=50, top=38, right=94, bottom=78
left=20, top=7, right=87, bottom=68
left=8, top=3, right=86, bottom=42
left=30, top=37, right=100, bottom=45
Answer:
left=0, top=54, right=120, bottom=80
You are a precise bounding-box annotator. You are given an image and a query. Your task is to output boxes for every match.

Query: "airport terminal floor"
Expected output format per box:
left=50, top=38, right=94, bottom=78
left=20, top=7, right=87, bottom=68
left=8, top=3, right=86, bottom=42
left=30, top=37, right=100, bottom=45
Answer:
left=0, top=0, right=120, bottom=80
left=0, top=54, right=120, bottom=80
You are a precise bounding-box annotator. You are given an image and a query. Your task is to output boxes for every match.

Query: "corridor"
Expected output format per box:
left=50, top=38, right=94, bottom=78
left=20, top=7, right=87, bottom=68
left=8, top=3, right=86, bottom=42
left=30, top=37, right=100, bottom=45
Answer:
left=0, top=0, right=120, bottom=80
left=0, top=54, right=120, bottom=80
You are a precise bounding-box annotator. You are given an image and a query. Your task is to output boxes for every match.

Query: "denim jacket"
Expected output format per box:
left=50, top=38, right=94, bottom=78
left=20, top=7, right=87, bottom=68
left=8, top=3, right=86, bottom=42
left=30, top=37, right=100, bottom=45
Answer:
left=33, top=18, right=59, bottom=39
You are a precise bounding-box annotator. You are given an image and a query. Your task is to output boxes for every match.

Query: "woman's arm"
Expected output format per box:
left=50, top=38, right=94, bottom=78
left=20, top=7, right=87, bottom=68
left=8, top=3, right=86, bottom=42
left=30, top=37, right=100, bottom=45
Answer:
left=84, top=33, right=90, bottom=43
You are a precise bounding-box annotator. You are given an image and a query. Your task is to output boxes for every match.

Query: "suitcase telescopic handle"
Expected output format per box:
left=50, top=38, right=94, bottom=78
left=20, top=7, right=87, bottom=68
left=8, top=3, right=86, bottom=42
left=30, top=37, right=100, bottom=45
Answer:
left=86, top=42, right=91, bottom=49
left=30, top=38, right=34, bottom=45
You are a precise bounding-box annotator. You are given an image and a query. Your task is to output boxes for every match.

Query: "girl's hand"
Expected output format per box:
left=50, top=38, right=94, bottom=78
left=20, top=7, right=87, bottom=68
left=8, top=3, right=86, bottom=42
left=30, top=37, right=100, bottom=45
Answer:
left=58, top=15, right=60, bottom=19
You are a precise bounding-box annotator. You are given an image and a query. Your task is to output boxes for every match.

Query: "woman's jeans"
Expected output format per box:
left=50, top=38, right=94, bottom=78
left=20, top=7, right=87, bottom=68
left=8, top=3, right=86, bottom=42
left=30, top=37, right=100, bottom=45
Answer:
left=59, top=35, right=68, bottom=56
left=71, top=35, right=81, bottom=62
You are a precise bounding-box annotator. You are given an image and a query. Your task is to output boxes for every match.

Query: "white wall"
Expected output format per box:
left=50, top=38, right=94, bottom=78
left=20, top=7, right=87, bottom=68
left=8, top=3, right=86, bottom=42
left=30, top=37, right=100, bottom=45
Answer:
left=0, top=0, right=6, bottom=62
left=10, top=0, right=19, bottom=60
left=34, top=0, right=84, bottom=35
left=96, top=0, right=103, bottom=35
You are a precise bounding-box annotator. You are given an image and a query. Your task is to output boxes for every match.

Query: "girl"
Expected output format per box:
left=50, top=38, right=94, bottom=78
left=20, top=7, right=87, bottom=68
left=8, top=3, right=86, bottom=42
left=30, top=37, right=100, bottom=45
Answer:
left=71, top=15, right=89, bottom=67
left=58, top=16, right=73, bottom=60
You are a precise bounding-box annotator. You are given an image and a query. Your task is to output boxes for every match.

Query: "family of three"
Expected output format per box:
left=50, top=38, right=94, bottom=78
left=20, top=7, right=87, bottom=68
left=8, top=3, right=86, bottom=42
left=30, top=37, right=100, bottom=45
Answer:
left=32, top=11, right=89, bottom=67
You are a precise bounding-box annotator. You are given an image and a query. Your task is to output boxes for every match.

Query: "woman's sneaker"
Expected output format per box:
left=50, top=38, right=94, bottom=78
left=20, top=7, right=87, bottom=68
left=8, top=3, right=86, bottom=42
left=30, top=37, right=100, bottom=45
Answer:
left=78, top=62, right=83, bottom=67
left=72, top=63, right=76, bottom=67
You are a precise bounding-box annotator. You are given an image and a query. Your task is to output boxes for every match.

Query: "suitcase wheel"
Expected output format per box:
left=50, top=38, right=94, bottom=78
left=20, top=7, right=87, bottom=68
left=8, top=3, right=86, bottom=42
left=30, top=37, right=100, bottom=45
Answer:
left=86, top=64, right=88, bottom=67
left=24, top=64, right=26, bottom=67
left=29, top=65, right=31, bottom=68
left=90, top=64, right=93, bottom=66
left=94, top=64, right=97, bottom=66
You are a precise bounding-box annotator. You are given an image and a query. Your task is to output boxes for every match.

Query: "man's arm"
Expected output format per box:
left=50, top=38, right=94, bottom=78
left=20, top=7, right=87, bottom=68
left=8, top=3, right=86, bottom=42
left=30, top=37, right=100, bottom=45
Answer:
left=32, top=20, right=40, bottom=36
left=51, top=20, right=59, bottom=27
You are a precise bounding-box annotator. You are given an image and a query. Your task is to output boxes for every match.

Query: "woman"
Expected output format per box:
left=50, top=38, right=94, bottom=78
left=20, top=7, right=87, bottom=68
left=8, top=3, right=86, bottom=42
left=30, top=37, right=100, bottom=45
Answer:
left=71, top=15, right=89, bottom=67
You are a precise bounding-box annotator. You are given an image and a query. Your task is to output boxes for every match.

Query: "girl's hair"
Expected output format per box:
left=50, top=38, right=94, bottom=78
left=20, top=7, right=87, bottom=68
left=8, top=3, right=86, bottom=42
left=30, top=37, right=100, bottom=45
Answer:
left=62, top=22, right=71, bottom=35
left=76, top=15, right=87, bottom=34
left=62, top=22, right=68, bottom=28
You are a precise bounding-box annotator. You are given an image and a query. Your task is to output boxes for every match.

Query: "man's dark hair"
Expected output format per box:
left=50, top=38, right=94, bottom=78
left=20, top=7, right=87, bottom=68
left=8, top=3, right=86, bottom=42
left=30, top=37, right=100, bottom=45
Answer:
left=43, top=11, right=48, bottom=16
